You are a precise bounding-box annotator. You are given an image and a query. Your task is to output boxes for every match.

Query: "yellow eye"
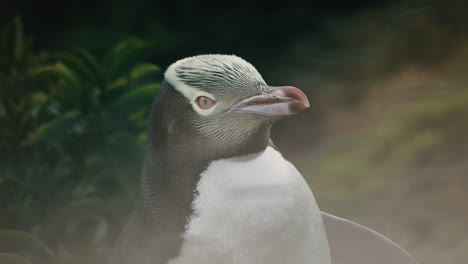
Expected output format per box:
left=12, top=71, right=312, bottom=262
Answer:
left=195, top=96, right=216, bottom=110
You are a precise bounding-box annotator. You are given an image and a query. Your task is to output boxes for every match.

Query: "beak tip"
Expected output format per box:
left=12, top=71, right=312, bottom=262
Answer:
left=282, top=86, right=309, bottom=108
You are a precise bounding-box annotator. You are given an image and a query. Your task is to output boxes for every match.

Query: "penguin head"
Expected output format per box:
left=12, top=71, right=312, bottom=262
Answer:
left=151, top=54, right=309, bottom=158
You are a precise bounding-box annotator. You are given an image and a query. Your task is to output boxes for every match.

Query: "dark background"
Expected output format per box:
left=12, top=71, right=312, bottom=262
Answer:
left=1, top=1, right=468, bottom=264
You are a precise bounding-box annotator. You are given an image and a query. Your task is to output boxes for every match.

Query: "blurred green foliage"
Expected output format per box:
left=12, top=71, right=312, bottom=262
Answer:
left=0, top=17, right=159, bottom=263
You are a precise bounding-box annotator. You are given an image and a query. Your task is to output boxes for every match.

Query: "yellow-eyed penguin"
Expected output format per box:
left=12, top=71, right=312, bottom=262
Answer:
left=110, top=54, right=418, bottom=264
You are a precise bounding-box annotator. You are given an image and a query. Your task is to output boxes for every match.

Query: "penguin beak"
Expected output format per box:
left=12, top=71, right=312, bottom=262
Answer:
left=229, top=86, right=310, bottom=116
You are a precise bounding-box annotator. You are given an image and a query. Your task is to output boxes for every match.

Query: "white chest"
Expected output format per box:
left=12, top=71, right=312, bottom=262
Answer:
left=168, top=147, right=331, bottom=264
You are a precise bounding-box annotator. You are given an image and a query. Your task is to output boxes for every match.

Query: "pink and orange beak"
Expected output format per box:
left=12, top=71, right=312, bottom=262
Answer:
left=229, top=86, right=310, bottom=117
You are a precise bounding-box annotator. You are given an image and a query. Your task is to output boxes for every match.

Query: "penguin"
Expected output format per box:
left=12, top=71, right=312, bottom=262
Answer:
left=110, top=54, right=418, bottom=264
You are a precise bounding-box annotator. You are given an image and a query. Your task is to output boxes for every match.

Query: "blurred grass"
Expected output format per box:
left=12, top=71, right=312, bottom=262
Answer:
left=297, top=73, right=468, bottom=263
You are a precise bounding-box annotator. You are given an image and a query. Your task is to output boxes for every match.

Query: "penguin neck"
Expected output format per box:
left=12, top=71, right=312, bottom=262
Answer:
left=139, top=132, right=271, bottom=221
left=144, top=124, right=272, bottom=189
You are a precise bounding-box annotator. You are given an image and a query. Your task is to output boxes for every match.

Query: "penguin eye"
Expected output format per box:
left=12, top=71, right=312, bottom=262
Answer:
left=195, top=96, right=216, bottom=110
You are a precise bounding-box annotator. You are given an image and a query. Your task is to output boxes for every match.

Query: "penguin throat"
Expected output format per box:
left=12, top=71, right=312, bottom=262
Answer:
left=142, top=124, right=272, bottom=200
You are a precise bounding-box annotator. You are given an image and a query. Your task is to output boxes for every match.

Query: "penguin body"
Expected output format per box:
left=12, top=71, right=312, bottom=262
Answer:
left=169, top=146, right=330, bottom=264
left=111, top=54, right=418, bottom=264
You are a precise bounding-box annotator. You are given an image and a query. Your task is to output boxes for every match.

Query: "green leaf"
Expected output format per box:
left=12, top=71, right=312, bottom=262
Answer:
left=0, top=253, right=30, bottom=264
left=107, top=78, right=130, bottom=102
left=109, top=84, right=158, bottom=115
left=54, top=52, right=95, bottom=83
left=106, top=63, right=159, bottom=102
left=103, top=38, right=150, bottom=83
left=0, top=230, right=54, bottom=257
left=23, top=110, right=81, bottom=146
left=73, top=48, right=101, bottom=78
left=29, top=62, right=79, bottom=88
left=130, top=63, right=160, bottom=82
